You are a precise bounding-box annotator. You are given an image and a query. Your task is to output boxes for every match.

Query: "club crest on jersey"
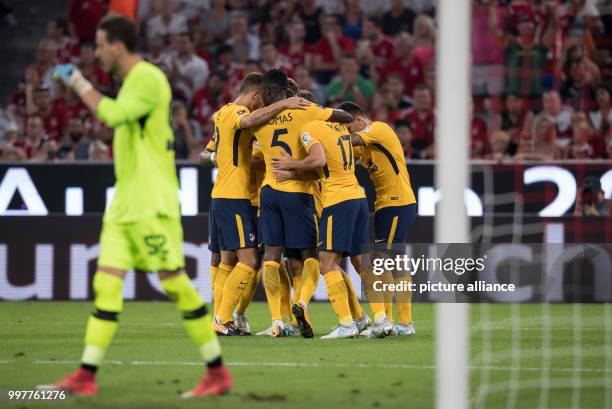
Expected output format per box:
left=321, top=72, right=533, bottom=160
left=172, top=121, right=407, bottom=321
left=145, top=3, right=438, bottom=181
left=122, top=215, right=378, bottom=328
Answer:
left=301, top=132, right=313, bottom=145
left=236, top=109, right=246, bottom=115
left=363, top=125, right=372, bottom=133
left=249, top=233, right=256, bottom=242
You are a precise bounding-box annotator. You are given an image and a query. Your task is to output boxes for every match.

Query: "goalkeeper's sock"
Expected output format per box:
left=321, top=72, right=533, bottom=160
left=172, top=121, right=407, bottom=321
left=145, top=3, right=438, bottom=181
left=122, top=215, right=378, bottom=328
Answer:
left=343, top=272, right=364, bottom=319
left=263, top=260, right=282, bottom=321
left=280, top=261, right=292, bottom=321
left=218, top=263, right=257, bottom=323
left=395, top=276, right=413, bottom=324
left=235, top=266, right=261, bottom=314
left=81, top=272, right=124, bottom=370
left=161, top=273, right=221, bottom=366
left=210, top=265, right=219, bottom=292
left=323, top=271, right=353, bottom=325
left=381, top=271, right=395, bottom=321
left=299, top=258, right=320, bottom=305
left=213, top=263, right=233, bottom=317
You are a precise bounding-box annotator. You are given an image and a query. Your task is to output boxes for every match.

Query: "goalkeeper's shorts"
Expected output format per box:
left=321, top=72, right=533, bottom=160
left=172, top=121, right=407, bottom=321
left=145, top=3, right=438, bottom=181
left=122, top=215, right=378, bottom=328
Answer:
left=98, top=215, right=185, bottom=272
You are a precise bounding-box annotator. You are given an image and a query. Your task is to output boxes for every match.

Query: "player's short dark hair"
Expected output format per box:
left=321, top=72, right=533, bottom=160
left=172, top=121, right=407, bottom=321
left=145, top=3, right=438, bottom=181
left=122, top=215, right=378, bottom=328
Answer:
left=287, top=78, right=299, bottom=97
left=337, top=101, right=364, bottom=118
left=98, top=14, right=139, bottom=53
left=262, top=69, right=289, bottom=105
left=297, top=89, right=317, bottom=104
left=238, top=72, right=263, bottom=94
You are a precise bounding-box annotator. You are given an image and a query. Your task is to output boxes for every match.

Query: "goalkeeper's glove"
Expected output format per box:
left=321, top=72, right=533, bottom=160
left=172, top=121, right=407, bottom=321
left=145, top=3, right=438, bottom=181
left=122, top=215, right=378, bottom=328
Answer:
left=53, top=64, right=93, bottom=97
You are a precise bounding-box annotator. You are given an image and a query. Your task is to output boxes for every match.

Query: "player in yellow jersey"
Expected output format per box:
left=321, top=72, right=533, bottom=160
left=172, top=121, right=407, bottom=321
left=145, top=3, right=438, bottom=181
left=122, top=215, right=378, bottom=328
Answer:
left=251, top=69, right=353, bottom=337
left=339, top=102, right=417, bottom=336
left=204, top=73, right=310, bottom=335
left=272, top=120, right=388, bottom=339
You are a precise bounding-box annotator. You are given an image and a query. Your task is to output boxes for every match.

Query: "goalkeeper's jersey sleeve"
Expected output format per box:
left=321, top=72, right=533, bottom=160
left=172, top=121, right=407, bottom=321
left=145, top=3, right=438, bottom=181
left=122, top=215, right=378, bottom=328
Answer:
left=96, top=61, right=180, bottom=224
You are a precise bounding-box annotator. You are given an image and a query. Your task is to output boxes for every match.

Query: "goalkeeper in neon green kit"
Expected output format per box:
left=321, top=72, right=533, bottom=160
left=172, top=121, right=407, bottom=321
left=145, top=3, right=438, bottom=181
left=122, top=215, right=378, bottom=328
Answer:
left=39, top=15, right=231, bottom=398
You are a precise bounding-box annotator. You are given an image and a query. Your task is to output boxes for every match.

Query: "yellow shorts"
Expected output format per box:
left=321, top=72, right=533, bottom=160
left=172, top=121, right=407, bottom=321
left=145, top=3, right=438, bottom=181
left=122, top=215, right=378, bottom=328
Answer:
left=98, top=216, right=185, bottom=272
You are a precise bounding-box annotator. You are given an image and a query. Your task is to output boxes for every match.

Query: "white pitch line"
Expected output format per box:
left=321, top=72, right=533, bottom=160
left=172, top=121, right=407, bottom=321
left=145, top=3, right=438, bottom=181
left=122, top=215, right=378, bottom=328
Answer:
left=8, top=360, right=606, bottom=373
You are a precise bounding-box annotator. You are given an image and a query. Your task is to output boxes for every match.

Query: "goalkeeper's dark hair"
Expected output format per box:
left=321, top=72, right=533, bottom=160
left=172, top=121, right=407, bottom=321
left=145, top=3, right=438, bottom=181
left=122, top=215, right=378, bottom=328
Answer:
left=337, top=101, right=364, bottom=118
left=238, top=72, right=263, bottom=94
left=297, top=89, right=317, bottom=104
left=261, top=69, right=289, bottom=105
left=98, top=14, right=139, bottom=53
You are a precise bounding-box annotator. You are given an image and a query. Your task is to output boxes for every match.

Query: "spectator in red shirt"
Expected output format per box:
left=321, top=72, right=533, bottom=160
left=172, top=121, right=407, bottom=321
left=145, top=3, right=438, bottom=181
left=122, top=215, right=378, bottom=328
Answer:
left=79, top=42, right=111, bottom=93
left=564, top=116, right=595, bottom=159
left=68, top=0, right=107, bottom=42
left=471, top=113, right=490, bottom=159
left=385, top=73, right=413, bottom=109
left=361, top=15, right=395, bottom=74
left=281, top=19, right=312, bottom=68
left=47, top=17, right=80, bottom=64
left=380, top=32, right=424, bottom=98
left=9, top=64, right=40, bottom=125
left=260, top=41, right=294, bottom=77
left=191, top=71, right=231, bottom=137
left=589, top=85, right=612, bottom=134
left=312, top=14, right=355, bottom=84
left=14, top=115, right=57, bottom=160
left=28, top=85, right=67, bottom=142
left=402, top=83, right=435, bottom=158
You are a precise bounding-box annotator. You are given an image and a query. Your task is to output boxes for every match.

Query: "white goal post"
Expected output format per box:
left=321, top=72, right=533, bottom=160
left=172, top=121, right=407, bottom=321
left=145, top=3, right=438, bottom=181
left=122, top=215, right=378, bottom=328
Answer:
left=435, top=1, right=471, bottom=409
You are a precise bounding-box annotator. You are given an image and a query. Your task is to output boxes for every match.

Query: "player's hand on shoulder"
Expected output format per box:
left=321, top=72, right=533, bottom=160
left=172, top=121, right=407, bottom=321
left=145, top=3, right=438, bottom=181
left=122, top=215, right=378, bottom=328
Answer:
left=271, top=149, right=293, bottom=170
left=283, top=96, right=310, bottom=110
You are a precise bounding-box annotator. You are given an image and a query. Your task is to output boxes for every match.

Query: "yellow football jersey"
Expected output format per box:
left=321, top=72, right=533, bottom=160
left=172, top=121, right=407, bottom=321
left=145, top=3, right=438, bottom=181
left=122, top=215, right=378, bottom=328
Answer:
left=252, top=103, right=333, bottom=194
left=248, top=141, right=265, bottom=207
left=299, top=120, right=365, bottom=208
left=356, top=121, right=416, bottom=210
left=210, top=103, right=254, bottom=200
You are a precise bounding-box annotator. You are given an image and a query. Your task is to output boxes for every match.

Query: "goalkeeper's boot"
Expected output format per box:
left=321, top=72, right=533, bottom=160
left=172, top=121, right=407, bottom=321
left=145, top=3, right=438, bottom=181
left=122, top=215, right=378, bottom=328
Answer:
left=368, top=317, right=393, bottom=339
left=233, top=311, right=251, bottom=335
left=320, top=323, right=358, bottom=339
left=354, top=314, right=371, bottom=333
left=182, top=364, right=232, bottom=398
left=292, top=302, right=314, bottom=338
left=39, top=368, right=97, bottom=396
left=394, top=322, right=416, bottom=336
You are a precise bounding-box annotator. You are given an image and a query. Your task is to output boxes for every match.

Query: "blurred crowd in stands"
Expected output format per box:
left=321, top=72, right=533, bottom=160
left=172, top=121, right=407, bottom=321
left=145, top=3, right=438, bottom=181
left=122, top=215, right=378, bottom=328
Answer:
left=0, top=0, right=611, bottom=162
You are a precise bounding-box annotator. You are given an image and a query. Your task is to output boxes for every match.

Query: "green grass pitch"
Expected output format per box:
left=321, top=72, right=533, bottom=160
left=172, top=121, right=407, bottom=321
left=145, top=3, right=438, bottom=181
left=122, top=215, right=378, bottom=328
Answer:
left=0, top=302, right=609, bottom=409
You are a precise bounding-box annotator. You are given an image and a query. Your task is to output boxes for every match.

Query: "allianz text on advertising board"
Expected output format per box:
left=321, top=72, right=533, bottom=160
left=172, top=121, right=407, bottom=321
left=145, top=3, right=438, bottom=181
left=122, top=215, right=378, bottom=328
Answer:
left=0, top=162, right=611, bottom=217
